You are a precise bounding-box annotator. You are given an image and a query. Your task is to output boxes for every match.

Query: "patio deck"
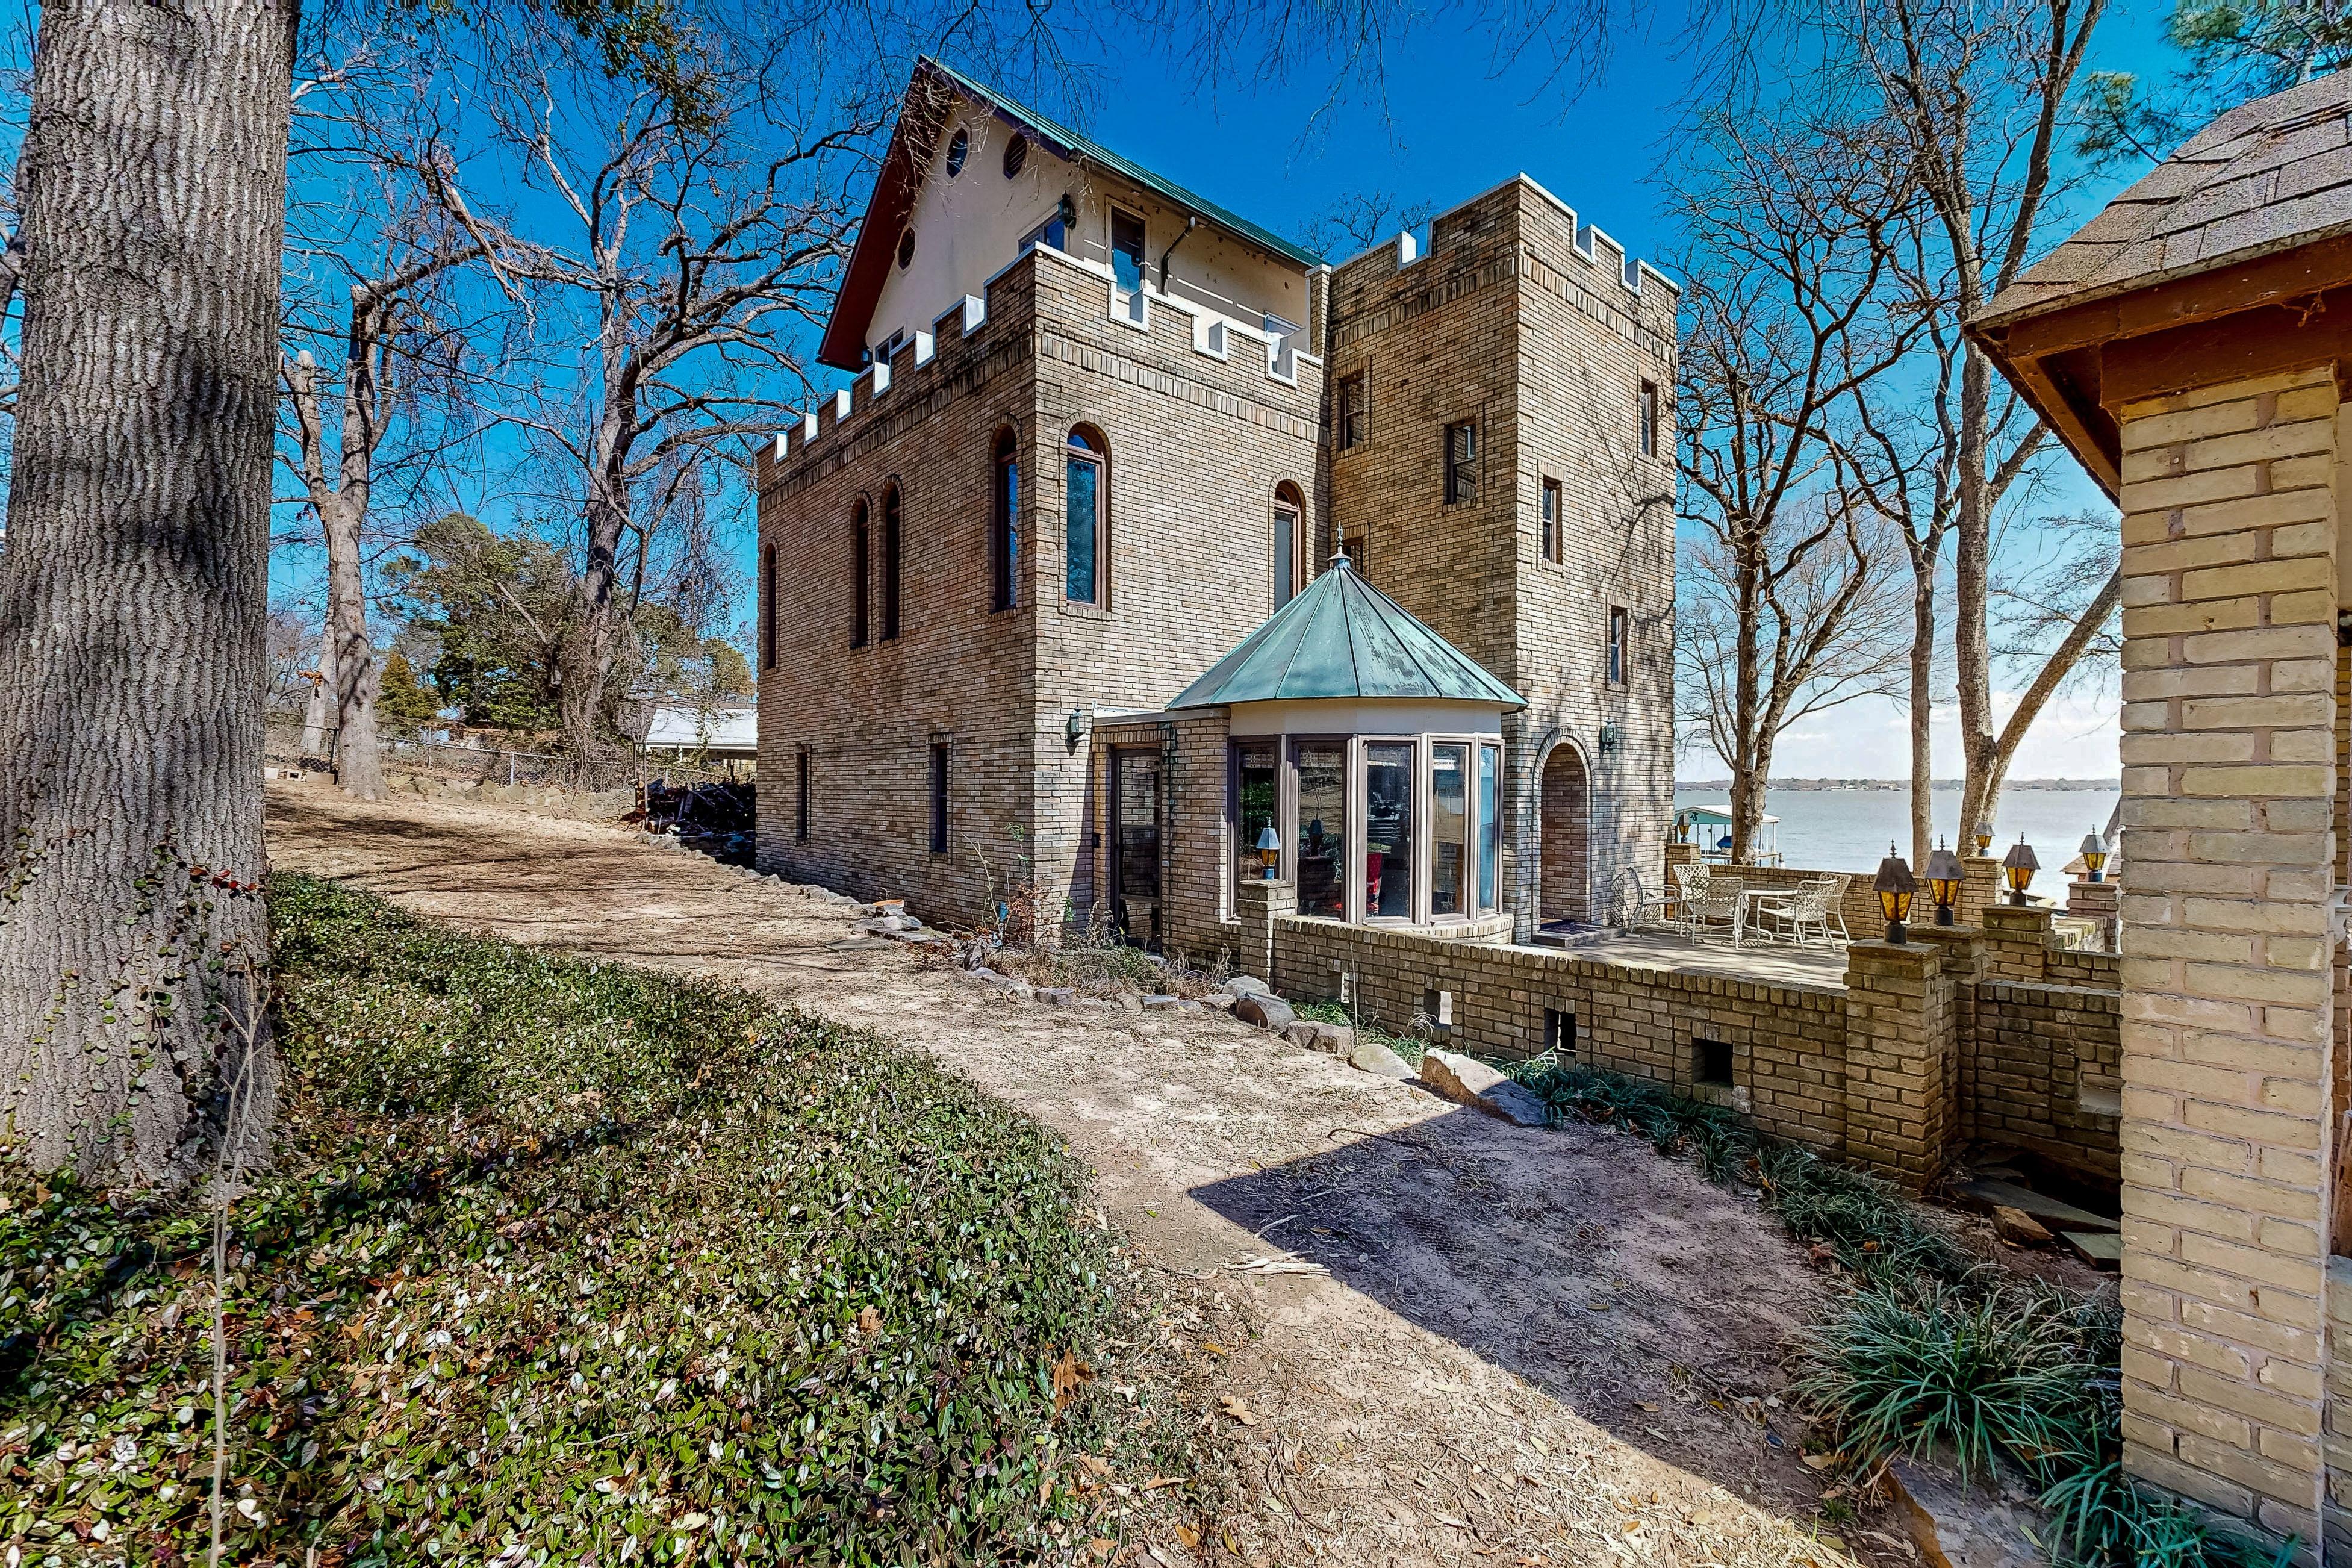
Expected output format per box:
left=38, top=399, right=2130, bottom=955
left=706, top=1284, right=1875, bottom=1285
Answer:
left=1521, top=926, right=1850, bottom=991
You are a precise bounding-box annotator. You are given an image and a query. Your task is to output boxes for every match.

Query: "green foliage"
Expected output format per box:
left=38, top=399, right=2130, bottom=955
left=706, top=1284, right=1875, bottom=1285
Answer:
left=375, top=647, right=444, bottom=731
left=2077, top=1, right=2352, bottom=166
left=388, top=512, right=576, bottom=732
left=704, top=639, right=753, bottom=700
left=2, top=876, right=1209, bottom=1563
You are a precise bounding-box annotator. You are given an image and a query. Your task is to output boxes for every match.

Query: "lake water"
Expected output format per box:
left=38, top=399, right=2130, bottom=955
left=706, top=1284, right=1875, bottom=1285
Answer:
left=1671, top=785, right=2121, bottom=875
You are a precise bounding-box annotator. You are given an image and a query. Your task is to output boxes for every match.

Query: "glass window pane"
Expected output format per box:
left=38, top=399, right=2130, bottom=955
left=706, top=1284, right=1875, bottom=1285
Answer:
left=1365, top=741, right=1415, bottom=919
left=1293, top=741, right=1347, bottom=920
left=1233, top=742, right=1278, bottom=897
left=1273, top=508, right=1297, bottom=610
left=1432, top=743, right=1469, bottom=917
left=1478, top=745, right=1501, bottom=912
left=1112, top=211, right=1146, bottom=293
left=1065, top=455, right=1098, bottom=602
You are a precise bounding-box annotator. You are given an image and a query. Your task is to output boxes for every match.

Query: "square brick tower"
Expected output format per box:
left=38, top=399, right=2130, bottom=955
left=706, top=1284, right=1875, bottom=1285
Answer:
left=1324, top=178, right=1680, bottom=939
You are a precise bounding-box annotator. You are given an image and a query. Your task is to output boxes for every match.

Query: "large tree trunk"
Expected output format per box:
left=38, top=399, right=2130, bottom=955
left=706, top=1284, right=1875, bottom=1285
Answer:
left=323, top=493, right=386, bottom=798
left=1906, top=551, right=1936, bottom=870
left=0, top=0, right=296, bottom=1183
left=300, top=632, right=334, bottom=756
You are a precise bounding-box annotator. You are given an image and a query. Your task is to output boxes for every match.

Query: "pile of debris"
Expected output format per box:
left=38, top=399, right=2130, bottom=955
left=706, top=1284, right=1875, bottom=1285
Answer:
left=640, top=777, right=755, bottom=864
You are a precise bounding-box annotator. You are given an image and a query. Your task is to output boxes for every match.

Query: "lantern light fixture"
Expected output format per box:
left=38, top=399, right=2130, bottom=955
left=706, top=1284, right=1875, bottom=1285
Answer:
left=2003, top=835, right=2039, bottom=906
left=1874, top=844, right=1918, bottom=945
left=1255, top=824, right=1281, bottom=880
left=2079, top=830, right=2110, bottom=883
left=1925, top=840, right=1962, bottom=926
left=1973, top=820, right=1995, bottom=856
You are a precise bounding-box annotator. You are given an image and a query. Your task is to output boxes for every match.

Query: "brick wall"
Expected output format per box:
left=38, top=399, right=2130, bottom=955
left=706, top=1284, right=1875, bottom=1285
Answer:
left=2111, top=364, right=2341, bottom=1543
left=1971, top=980, right=2124, bottom=1181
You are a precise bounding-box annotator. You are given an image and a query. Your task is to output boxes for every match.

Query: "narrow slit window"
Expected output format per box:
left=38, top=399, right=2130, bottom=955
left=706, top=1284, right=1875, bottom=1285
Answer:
left=1638, top=379, right=1660, bottom=458
left=1444, top=420, right=1477, bottom=505
left=1542, top=477, right=1564, bottom=564
left=794, top=748, right=810, bottom=843
left=1339, top=372, right=1367, bottom=450
left=759, top=544, right=777, bottom=670
left=929, top=742, right=949, bottom=853
left=991, top=429, right=1019, bottom=611
left=1608, top=605, right=1630, bottom=686
left=881, top=485, right=903, bottom=641
left=850, top=500, right=870, bottom=649
left=1272, top=482, right=1305, bottom=611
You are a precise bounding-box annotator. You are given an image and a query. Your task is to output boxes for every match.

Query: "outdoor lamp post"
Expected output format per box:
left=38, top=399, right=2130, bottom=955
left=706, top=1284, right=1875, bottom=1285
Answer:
left=1925, top=841, right=1961, bottom=926
left=1874, top=845, right=1917, bottom=944
left=2079, top=830, right=2109, bottom=882
left=1255, top=824, right=1281, bottom=880
left=2003, top=836, right=2039, bottom=906
left=1973, top=820, right=1994, bottom=856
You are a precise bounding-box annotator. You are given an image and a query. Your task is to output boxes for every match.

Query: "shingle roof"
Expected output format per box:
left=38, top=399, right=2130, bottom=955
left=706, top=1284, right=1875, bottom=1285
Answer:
left=1166, top=556, right=1525, bottom=711
left=923, top=59, right=1322, bottom=269
left=1981, top=70, right=2352, bottom=328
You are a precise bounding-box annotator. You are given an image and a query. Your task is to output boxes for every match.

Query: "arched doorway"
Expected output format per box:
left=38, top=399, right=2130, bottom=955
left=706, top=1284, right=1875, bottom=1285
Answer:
left=1540, top=742, right=1591, bottom=926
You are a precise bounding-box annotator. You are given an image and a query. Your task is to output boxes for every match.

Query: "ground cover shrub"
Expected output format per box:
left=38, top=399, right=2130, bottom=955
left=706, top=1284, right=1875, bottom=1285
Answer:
left=1289, top=1000, right=1422, bottom=1066
left=1514, top=1063, right=2276, bottom=1568
left=2, top=874, right=1218, bottom=1565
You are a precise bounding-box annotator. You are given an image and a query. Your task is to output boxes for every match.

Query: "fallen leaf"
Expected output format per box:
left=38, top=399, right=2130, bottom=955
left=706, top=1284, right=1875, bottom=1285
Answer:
left=1201, top=1341, right=1230, bottom=1356
left=1174, top=1523, right=1202, bottom=1550
left=1052, top=1349, right=1095, bottom=1415
left=1219, top=1395, right=1257, bottom=1426
left=856, top=1305, right=883, bottom=1335
left=1635, top=1401, right=1660, bottom=1413
left=1801, top=1453, right=1837, bottom=1471
left=1089, top=1540, right=1116, bottom=1558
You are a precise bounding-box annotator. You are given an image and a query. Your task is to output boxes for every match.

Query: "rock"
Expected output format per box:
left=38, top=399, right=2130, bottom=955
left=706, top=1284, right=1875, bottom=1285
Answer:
left=1234, top=993, right=1296, bottom=1033
left=1991, top=1206, right=2054, bottom=1247
left=1224, top=975, right=1271, bottom=998
left=1037, top=987, right=1077, bottom=1006
left=871, top=898, right=905, bottom=916
left=1283, top=1021, right=1352, bottom=1053
left=1196, top=992, right=1237, bottom=1013
left=1350, top=1041, right=1415, bottom=1078
left=1174, top=998, right=1206, bottom=1014
left=1420, top=1049, right=1550, bottom=1127
left=975, top=969, right=1034, bottom=1001
left=1885, top=1457, right=2043, bottom=1568
left=1140, top=994, right=1186, bottom=1012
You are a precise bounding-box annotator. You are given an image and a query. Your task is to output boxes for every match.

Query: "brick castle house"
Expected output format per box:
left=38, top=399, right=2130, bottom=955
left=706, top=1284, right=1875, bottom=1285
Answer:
left=754, top=59, right=1677, bottom=956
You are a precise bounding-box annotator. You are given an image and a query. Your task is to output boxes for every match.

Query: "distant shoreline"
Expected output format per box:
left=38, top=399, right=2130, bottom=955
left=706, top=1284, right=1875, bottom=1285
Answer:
left=1676, top=779, right=2118, bottom=792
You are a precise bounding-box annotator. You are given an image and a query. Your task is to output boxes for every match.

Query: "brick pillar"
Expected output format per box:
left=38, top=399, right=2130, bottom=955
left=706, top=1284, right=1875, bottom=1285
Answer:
left=1958, top=855, right=2003, bottom=926
left=1234, top=880, right=1296, bottom=992
left=1843, top=940, right=1962, bottom=1187
left=2071, top=877, right=2123, bottom=954
left=1983, top=903, right=2055, bottom=982
left=2112, top=365, right=2339, bottom=1545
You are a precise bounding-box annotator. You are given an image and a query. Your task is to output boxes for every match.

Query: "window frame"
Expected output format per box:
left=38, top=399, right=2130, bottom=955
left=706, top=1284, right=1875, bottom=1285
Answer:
left=1638, top=378, right=1660, bottom=459
left=1227, top=737, right=1284, bottom=917
left=1608, top=603, right=1631, bottom=687
left=794, top=747, right=811, bottom=843
left=880, top=483, right=903, bottom=641
left=1271, top=482, right=1305, bottom=612
left=759, top=543, right=777, bottom=669
left=928, top=741, right=949, bottom=854
left=1063, top=425, right=1108, bottom=608
left=991, top=428, right=1019, bottom=612
left=850, top=498, right=871, bottom=649
left=1443, top=419, right=1478, bottom=505
left=944, top=127, right=969, bottom=178
left=1109, top=207, right=1148, bottom=295
left=1337, top=372, right=1367, bottom=451
left=1540, top=475, right=1565, bottom=565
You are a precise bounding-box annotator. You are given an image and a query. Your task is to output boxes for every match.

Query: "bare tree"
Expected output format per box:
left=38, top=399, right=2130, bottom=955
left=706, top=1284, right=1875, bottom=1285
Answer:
left=1669, top=102, right=1922, bottom=862
left=1850, top=0, right=2115, bottom=841
left=481, top=51, right=877, bottom=764
left=1298, top=190, right=1433, bottom=259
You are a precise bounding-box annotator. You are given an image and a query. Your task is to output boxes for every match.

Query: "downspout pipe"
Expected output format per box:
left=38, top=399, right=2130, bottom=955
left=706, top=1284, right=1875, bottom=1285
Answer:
left=1157, top=216, right=1198, bottom=290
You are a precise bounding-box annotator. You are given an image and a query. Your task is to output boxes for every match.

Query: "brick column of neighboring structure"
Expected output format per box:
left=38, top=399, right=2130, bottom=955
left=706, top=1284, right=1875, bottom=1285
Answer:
left=1843, top=940, right=1962, bottom=1187
left=2113, top=366, right=2340, bottom=1545
left=1234, top=880, right=1296, bottom=992
left=2070, top=877, right=2123, bottom=954
left=1957, top=855, right=2004, bottom=926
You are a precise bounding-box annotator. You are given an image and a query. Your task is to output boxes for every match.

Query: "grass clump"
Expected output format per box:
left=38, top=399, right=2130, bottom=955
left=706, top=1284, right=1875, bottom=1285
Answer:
left=1290, top=1000, right=1422, bottom=1065
left=3, top=874, right=1216, bottom=1566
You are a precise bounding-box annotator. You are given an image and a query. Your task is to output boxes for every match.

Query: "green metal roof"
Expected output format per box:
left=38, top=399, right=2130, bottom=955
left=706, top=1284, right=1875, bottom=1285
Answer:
left=924, top=58, right=1323, bottom=270
left=1167, top=557, right=1525, bottom=711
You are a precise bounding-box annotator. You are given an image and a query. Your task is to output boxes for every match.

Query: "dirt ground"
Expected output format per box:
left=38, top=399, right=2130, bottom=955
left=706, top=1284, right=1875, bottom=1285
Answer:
left=267, top=780, right=1903, bottom=1568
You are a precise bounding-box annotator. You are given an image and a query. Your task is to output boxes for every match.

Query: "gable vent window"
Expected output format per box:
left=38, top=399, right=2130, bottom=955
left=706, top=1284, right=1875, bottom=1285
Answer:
left=1003, top=134, right=1028, bottom=178
left=945, top=128, right=969, bottom=177
left=897, top=229, right=915, bottom=270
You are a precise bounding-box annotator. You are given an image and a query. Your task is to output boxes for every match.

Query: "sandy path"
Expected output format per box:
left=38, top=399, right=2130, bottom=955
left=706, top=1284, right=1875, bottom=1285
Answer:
left=267, top=781, right=1890, bottom=1568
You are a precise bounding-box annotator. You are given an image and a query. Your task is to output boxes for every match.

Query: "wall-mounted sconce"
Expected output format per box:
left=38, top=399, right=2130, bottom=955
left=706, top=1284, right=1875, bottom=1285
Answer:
left=1598, top=722, right=1619, bottom=754
left=1065, top=708, right=1088, bottom=749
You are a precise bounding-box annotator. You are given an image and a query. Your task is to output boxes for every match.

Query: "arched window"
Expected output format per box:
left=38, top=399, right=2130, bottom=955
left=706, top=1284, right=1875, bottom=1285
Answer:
left=1065, top=425, right=1106, bottom=606
left=881, top=484, right=903, bottom=641
left=1272, top=482, right=1305, bottom=611
left=850, top=499, right=870, bottom=649
left=759, top=544, right=777, bottom=670
left=991, top=428, right=1019, bottom=611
